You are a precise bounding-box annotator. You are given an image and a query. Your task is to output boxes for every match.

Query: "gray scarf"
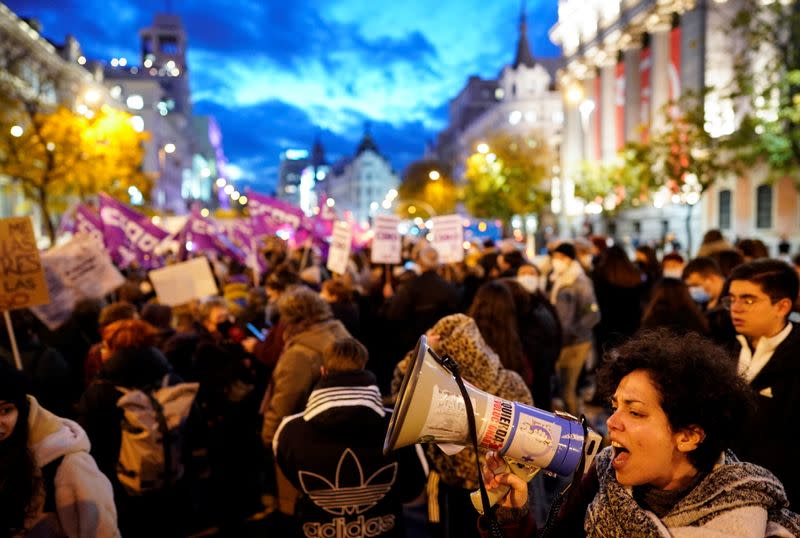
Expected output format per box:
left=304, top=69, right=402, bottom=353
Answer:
left=585, top=448, right=800, bottom=537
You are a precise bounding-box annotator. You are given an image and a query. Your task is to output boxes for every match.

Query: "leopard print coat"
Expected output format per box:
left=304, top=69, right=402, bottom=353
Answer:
left=391, top=313, right=533, bottom=489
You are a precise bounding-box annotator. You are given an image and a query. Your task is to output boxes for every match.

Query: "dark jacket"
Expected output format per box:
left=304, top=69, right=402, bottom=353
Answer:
left=733, top=322, right=800, bottom=509
left=385, top=269, right=461, bottom=354
left=273, top=370, right=427, bottom=537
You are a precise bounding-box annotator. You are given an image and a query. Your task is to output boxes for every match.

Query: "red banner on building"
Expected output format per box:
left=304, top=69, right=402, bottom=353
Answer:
left=616, top=61, right=625, bottom=150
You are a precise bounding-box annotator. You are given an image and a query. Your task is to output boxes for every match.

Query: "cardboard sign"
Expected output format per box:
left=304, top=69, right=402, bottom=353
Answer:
left=431, top=215, right=465, bottom=264
left=0, top=217, right=49, bottom=311
left=326, top=221, right=352, bottom=275
left=148, top=257, right=219, bottom=307
left=371, top=215, right=401, bottom=265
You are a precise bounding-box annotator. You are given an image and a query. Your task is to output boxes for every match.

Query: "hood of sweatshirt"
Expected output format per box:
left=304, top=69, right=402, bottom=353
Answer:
left=27, top=395, right=90, bottom=467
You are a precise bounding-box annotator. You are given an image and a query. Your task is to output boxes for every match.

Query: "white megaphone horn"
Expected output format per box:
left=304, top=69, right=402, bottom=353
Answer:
left=384, top=335, right=602, bottom=514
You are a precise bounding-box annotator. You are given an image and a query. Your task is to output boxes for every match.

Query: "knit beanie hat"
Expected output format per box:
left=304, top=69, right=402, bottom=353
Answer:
left=0, top=359, right=30, bottom=413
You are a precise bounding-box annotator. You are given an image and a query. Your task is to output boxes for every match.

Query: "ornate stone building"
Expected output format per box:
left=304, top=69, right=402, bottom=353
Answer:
left=550, top=0, right=799, bottom=254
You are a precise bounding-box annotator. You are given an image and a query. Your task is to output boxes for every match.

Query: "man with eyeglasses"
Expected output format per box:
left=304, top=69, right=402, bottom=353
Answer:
left=725, top=259, right=800, bottom=509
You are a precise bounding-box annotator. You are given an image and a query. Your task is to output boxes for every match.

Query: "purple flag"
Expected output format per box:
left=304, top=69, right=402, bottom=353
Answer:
left=98, top=193, right=169, bottom=269
left=246, top=190, right=307, bottom=230
left=74, top=204, right=104, bottom=245
left=177, top=213, right=246, bottom=264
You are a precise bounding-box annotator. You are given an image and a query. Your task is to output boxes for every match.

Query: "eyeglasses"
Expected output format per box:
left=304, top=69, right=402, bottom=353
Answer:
left=720, top=295, right=767, bottom=310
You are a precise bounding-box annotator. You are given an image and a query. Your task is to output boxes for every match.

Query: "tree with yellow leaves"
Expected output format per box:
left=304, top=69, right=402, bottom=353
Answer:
left=463, top=130, right=555, bottom=224
left=397, top=159, right=457, bottom=218
left=0, top=104, right=149, bottom=243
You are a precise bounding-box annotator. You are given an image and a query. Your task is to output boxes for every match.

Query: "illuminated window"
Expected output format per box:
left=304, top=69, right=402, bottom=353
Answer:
left=756, top=185, right=772, bottom=229
left=718, top=190, right=731, bottom=230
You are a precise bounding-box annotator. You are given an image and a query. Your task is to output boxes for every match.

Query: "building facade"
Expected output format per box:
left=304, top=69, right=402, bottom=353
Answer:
left=327, top=129, right=398, bottom=225
left=104, top=13, right=232, bottom=214
left=435, top=9, right=564, bottom=182
left=549, top=0, right=800, bottom=254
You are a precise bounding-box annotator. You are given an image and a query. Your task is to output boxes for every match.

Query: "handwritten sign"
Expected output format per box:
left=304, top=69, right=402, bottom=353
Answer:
left=148, top=257, right=219, bottom=307
left=371, top=215, right=401, bottom=264
left=431, top=214, right=465, bottom=264
left=326, top=221, right=352, bottom=275
left=0, top=217, right=49, bottom=311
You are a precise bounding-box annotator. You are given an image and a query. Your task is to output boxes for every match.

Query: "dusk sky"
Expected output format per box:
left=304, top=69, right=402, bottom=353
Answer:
left=7, top=0, right=560, bottom=193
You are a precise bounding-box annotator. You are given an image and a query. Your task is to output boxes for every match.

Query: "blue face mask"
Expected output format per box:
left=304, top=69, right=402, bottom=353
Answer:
left=688, top=286, right=711, bottom=304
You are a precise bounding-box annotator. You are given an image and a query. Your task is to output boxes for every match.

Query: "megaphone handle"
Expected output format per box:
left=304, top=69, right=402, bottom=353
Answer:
left=471, top=458, right=541, bottom=514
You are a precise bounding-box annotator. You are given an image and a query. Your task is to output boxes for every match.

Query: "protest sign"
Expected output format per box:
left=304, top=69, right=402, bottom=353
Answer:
left=148, top=257, right=219, bottom=307
left=370, top=215, right=401, bottom=264
left=0, top=217, right=49, bottom=311
left=326, top=221, right=352, bottom=275
left=29, top=261, right=81, bottom=331
left=44, top=236, right=125, bottom=299
left=28, top=236, right=126, bottom=331
left=431, top=214, right=465, bottom=264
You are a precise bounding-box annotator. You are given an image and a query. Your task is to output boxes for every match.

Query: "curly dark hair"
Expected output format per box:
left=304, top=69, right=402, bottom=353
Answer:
left=597, top=329, right=754, bottom=473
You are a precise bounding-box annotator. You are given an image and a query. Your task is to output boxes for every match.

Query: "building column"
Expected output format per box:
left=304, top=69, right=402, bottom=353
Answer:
left=599, top=59, right=617, bottom=161
left=623, top=39, right=642, bottom=142
left=680, top=0, right=706, bottom=97
left=649, top=16, right=672, bottom=132
left=581, top=72, right=598, bottom=161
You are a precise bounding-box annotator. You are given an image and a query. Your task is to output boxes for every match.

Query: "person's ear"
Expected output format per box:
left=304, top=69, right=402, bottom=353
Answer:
left=320, top=366, right=327, bottom=377
left=774, top=297, right=793, bottom=317
left=676, top=425, right=705, bottom=453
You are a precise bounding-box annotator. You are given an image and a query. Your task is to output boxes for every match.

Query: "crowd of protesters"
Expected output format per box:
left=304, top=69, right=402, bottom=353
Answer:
left=2, top=228, right=800, bottom=537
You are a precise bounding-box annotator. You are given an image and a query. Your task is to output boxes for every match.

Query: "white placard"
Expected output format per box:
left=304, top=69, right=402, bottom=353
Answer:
left=44, top=236, right=125, bottom=299
left=29, top=236, right=126, bottom=330
left=326, top=221, right=352, bottom=275
left=432, top=214, right=464, bottom=263
left=370, top=215, right=401, bottom=265
left=148, top=257, right=219, bottom=307
left=29, top=261, right=81, bottom=331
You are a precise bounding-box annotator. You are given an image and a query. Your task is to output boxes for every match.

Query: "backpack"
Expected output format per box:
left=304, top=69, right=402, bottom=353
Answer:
left=115, top=375, right=199, bottom=495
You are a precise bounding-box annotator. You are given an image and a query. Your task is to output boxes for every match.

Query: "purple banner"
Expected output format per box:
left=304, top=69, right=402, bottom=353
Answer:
left=246, top=190, right=306, bottom=230
left=98, top=193, right=169, bottom=269
left=74, top=204, right=104, bottom=245
left=177, top=213, right=246, bottom=264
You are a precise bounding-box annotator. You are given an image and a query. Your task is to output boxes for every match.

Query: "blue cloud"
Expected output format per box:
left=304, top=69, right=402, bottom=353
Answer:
left=6, top=0, right=560, bottom=196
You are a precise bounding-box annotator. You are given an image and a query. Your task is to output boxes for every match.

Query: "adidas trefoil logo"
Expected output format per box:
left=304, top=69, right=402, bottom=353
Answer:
left=298, top=448, right=397, bottom=515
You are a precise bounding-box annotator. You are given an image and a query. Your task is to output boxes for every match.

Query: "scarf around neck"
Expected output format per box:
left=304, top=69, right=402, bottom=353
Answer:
left=584, top=448, right=800, bottom=537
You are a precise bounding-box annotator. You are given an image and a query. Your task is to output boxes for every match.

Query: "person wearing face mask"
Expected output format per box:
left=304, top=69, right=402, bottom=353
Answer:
left=479, top=330, right=800, bottom=538
left=548, top=242, right=601, bottom=416
left=661, top=252, right=686, bottom=280
left=682, top=257, right=738, bottom=353
left=516, top=263, right=542, bottom=294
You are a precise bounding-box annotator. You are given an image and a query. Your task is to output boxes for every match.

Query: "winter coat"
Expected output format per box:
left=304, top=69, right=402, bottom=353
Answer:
left=261, top=318, right=350, bottom=445
left=733, top=322, right=800, bottom=509
left=273, top=370, right=427, bottom=537
left=391, top=314, right=532, bottom=490
left=549, top=260, right=601, bottom=346
left=481, top=449, right=800, bottom=537
left=22, top=396, right=119, bottom=538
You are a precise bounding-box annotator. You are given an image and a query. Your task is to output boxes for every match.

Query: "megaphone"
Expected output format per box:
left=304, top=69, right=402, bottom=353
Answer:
left=384, top=335, right=601, bottom=513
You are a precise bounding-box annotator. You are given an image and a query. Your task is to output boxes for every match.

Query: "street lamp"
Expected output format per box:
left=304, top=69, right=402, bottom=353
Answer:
left=428, top=170, right=440, bottom=181
left=164, top=143, right=176, bottom=154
